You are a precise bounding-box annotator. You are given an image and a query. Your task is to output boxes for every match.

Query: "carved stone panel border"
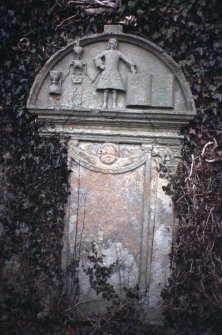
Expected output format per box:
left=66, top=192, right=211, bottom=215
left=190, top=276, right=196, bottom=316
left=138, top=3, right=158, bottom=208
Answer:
left=62, top=140, right=178, bottom=312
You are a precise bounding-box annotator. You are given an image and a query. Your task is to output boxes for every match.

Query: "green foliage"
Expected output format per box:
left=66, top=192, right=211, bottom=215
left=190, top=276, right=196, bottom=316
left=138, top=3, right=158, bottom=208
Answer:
left=162, top=149, right=222, bottom=334
left=84, top=242, right=118, bottom=301
left=81, top=242, right=144, bottom=335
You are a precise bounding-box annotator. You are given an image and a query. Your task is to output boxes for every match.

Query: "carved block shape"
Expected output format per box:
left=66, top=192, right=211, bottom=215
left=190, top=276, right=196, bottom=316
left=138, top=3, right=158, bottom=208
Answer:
left=104, top=24, right=123, bottom=34
left=71, top=75, right=83, bottom=84
left=49, top=71, right=62, bottom=95
left=126, top=74, right=152, bottom=107
left=151, top=74, right=174, bottom=108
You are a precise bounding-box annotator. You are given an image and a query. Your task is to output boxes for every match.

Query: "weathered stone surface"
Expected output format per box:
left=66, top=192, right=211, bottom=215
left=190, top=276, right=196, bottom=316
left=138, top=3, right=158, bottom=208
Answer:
left=127, top=73, right=152, bottom=106
left=27, top=25, right=196, bottom=325
left=27, top=27, right=195, bottom=124
left=151, top=74, right=174, bottom=107
left=104, top=24, right=123, bottom=34
left=60, top=141, right=180, bottom=322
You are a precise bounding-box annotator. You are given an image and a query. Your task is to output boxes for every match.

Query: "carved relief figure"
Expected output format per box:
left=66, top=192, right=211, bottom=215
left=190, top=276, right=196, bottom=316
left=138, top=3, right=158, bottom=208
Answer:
left=98, top=143, right=147, bottom=168
left=49, top=71, right=63, bottom=95
left=99, top=143, right=119, bottom=165
left=94, top=38, right=136, bottom=109
left=70, top=41, right=86, bottom=84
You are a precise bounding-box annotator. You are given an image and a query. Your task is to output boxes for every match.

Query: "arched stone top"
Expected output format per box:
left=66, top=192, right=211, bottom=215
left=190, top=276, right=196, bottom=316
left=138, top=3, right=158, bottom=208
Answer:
left=27, top=25, right=196, bottom=137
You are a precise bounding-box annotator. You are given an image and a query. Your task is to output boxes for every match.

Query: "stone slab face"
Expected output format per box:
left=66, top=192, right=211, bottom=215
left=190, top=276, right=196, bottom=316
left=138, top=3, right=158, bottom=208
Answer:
left=151, top=74, right=175, bottom=107
left=27, top=25, right=196, bottom=325
left=127, top=73, right=152, bottom=106
left=62, top=141, right=180, bottom=321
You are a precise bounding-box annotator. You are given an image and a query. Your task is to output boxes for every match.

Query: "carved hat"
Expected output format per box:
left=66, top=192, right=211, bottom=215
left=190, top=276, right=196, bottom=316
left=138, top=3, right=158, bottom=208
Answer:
left=107, top=38, right=118, bottom=49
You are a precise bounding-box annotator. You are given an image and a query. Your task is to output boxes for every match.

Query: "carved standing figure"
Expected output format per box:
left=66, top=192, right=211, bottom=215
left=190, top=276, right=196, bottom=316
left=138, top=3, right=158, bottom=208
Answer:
left=70, top=40, right=86, bottom=84
left=95, top=38, right=136, bottom=109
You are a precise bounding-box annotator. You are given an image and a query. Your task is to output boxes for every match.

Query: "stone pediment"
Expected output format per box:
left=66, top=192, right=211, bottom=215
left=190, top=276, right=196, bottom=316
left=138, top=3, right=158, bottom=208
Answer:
left=27, top=25, right=195, bottom=133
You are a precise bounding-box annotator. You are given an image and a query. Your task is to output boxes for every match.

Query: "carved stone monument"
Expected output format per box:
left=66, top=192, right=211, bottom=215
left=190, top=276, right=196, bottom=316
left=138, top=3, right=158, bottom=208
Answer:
left=27, top=25, right=196, bottom=325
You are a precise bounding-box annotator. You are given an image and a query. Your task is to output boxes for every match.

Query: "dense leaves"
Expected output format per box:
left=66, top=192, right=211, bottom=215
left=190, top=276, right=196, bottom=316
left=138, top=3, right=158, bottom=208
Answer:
left=162, top=148, right=222, bottom=334
left=1, top=0, right=222, bottom=334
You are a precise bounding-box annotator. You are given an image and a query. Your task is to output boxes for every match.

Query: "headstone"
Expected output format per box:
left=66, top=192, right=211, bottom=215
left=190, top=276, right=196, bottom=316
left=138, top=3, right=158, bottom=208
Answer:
left=27, top=25, right=196, bottom=325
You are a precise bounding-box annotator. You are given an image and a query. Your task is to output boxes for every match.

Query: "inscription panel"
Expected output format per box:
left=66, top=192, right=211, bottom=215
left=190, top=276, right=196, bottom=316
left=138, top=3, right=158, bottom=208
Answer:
left=61, top=141, right=175, bottom=320
left=65, top=142, right=153, bottom=290
left=69, top=163, right=144, bottom=287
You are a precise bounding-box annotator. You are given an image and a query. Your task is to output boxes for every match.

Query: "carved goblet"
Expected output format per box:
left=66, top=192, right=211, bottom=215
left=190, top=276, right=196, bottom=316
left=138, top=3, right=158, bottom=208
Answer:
left=49, top=71, right=62, bottom=95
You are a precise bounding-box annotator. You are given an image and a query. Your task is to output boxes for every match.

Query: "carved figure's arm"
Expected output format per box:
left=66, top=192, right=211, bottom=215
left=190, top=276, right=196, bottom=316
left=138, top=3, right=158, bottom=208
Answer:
left=83, top=62, right=89, bottom=76
left=94, top=52, right=106, bottom=70
left=119, top=52, right=136, bottom=73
